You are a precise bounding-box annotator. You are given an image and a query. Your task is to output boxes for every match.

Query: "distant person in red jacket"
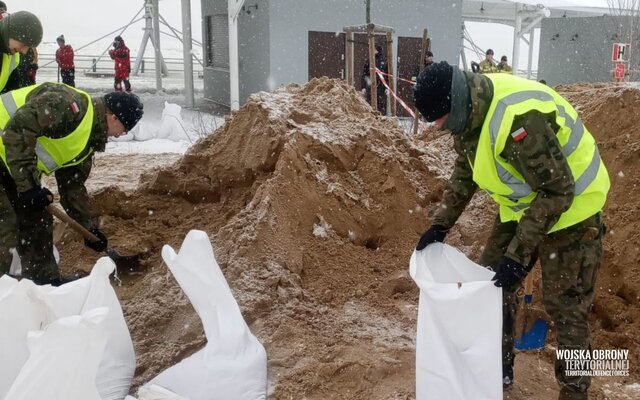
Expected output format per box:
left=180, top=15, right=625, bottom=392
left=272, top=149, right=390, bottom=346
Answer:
left=108, top=35, right=131, bottom=92
left=55, top=35, right=75, bottom=87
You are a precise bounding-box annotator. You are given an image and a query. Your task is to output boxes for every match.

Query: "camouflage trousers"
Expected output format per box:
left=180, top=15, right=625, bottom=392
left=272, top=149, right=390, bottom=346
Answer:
left=0, top=167, right=58, bottom=284
left=478, top=213, right=604, bottom=400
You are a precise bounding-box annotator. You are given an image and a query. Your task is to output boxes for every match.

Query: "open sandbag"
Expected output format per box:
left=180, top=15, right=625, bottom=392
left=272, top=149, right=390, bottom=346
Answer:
left=139, top=230, right=267, bottom=400
left=410, top=243, right=502, bottom=400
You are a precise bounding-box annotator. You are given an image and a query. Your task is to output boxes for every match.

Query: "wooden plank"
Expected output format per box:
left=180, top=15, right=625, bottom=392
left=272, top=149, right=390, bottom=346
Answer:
left=346, top=31, right=354, bottom=85
left=343, top=24, right=395, bottom=33
left=413, top=28, right=429, bottom=135
left=368, top=24, right=377, bottom=111
left=386, top=32, right=395, bottom=116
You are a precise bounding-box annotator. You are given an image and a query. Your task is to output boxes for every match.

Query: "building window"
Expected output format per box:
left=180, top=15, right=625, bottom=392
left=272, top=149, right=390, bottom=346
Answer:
left=205, top=14, right=229, bottom=69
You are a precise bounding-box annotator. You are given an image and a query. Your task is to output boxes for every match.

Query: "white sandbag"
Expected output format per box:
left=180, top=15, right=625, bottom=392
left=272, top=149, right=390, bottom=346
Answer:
left=137, top=384, right=187, bottom=400
left=409, top=243, right=502, bottom=400
left=4, top=307, right=109, bottom=400
left=142, top=230, right=267, bottom=400
left=32, top=258, right=136, bottom=400
left=157, top=102, right=189, bottom=141
left=0, top=277, right=46, bottom=399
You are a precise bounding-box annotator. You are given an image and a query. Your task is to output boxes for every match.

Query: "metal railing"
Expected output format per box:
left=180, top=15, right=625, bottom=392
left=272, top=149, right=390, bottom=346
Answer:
left=37, top=53, right=204, bottom=77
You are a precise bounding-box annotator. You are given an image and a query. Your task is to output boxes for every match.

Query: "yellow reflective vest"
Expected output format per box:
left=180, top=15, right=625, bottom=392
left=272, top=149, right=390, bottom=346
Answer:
left=0, top=84, right=94, bottom=175
left=0, top=52, right=19, bottom=92
left=473, top=73, right=610, bottom=232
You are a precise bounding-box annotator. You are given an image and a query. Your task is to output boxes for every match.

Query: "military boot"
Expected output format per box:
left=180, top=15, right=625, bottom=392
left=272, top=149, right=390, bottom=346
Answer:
left=503, top=364, right=514, bottom=391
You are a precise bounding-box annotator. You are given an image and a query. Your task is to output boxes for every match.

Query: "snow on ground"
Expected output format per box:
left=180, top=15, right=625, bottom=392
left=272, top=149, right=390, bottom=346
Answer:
left=35, top=69, right=226, bottom=155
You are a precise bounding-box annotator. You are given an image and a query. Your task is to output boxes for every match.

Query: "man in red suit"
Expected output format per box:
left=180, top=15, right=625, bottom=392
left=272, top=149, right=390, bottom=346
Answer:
left=55, top=35, right=75, bottom=87
left=108, top=35, right=131, bottom=92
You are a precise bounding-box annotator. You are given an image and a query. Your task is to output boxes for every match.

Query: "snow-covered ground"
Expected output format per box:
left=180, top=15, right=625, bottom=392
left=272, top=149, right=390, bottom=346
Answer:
left=35, top=68, right=226, bottom=155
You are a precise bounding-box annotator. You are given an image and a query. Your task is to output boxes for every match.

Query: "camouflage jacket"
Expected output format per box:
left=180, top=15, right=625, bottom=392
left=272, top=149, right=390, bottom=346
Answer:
left=432, top=72, right=575, bottom=266
left=479, top=59, right=499, bottom=74
left=497, top=62, right=513, bottom=74
left=3, top=82, right=108, bottom=228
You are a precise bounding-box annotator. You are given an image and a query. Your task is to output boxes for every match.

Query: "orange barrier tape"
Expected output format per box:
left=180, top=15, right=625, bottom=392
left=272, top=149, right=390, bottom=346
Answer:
left=375, top=67, right=415, bottom=119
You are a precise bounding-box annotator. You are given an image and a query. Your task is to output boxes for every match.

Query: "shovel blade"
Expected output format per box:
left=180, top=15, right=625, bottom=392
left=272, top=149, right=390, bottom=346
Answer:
left=107, top=249, right=145, bottom=272
left=514, top=319, right=549, bottom=350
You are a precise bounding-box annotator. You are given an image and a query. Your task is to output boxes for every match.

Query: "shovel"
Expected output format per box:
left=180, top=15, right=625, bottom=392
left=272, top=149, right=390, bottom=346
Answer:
left=514, top=273, right=550, bottom=350
left=46, top=204, right=144, bottom=272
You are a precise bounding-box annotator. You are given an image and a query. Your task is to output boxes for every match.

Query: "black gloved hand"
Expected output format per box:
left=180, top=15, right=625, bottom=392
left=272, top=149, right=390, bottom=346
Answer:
left=492, top=257, right=528, bottom=288
left=416, top=224, right=449, bottom=251
left=84, top=228, right=108, bottom=252
left=18, top=186, right=53, bottom=210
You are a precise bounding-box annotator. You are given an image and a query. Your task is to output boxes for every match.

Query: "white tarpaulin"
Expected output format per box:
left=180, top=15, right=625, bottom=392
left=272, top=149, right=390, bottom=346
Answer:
left=410, top=243, right=502, bottom=400
left=138, top=230, right=267, bottom=400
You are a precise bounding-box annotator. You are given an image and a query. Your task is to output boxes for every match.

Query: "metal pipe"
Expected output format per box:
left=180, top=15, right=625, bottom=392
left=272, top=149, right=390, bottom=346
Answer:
left=152, top=0, right=163, bottom=90
left=512, top=3, right=522, bottom=76
left=229, top=13, right=240, bottom=110
left=159, top=15, right=204, bottom=67
left=181, top=0, right=195, bottom=108
left=527, top=30, right=534, bottom=79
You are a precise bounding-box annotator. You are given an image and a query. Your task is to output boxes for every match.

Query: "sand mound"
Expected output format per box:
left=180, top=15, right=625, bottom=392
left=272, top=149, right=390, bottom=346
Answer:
left=557, top=82, right=640, bottom=374
left=53, top=78, right=640, bottom=399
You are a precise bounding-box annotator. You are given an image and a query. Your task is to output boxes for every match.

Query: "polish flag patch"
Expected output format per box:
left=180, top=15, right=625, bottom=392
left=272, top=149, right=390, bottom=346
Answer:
left=510, top=127, right=528, bottom=141
left=70, top=102, right=80, bottom=113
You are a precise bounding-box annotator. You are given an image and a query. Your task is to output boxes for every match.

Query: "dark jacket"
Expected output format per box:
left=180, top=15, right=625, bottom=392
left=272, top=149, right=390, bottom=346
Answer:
left=361, top=53, right=388, bottom=94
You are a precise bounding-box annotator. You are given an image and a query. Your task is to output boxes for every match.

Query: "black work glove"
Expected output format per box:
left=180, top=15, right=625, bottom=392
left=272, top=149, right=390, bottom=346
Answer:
left=492, top=257, right=528, bottom=288
left=84, top=228, right=108, bottom=252
left=416, top=224, right=449, bottom=251
left=18, top=186, right=53, bottom=210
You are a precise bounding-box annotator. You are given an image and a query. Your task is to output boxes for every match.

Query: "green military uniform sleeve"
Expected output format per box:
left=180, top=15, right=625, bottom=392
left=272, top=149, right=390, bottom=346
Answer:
left=431, top=137, right=479, bottom=228
left=502, top=110, right=575, bottom=266
left=55, top=157, right=95, bottom=229
left=3, top=85, right=87, bottom=192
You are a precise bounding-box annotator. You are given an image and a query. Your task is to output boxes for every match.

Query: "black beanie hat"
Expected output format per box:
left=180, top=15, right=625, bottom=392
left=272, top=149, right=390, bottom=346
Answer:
left=5, top=11, right=43, bottom=48
left=413, top=61, right=453, bottom=122
left=104, top=92, right=144, bottom=131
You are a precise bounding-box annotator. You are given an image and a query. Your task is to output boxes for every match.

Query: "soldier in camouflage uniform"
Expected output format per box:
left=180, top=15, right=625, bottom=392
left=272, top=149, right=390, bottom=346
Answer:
left=479, top=48, right=499, bottom=74
left=0, top=83, right=143, bottom=286
left=0, top=11, right=43, bottom=93
left=413, top=62, right=609, bottom=400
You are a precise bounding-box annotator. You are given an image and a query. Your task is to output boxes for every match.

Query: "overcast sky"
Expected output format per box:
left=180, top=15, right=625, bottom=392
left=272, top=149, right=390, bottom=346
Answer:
left=15, top=0, right=202, bottom=54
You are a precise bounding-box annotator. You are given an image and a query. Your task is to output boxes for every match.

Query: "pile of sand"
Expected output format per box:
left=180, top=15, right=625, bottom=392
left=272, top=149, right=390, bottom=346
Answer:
left=558, top=82, right=640, bottom=375
left=55, top=78, right=639, bottom=399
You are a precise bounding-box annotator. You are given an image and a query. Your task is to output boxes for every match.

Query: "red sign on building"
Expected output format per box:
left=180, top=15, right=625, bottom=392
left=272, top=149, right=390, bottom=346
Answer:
left=612, top=43, right=631, bottom=62
left=615, top=62, right=626, bottom=79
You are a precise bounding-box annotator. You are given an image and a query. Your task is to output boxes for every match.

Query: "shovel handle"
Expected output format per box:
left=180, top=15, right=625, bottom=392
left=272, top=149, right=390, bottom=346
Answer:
left=46, top=204, right=100, bottom=243
left=523, top=273, right=535, bottom=305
